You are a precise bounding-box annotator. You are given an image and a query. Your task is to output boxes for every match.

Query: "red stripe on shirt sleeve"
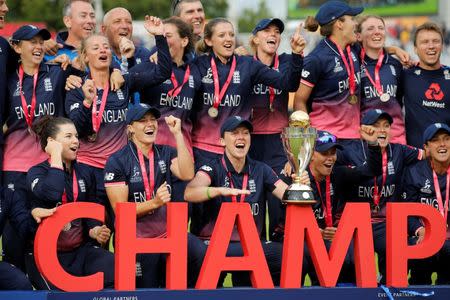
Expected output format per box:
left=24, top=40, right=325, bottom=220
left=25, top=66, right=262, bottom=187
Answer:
left=104, top=181, right=127, bottom=187
left=300, top=79, right=314, bottom=88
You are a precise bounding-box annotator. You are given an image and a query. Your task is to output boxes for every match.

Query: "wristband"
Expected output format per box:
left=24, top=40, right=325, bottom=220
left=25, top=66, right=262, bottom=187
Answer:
left=206, top=187, right=212, bottom=200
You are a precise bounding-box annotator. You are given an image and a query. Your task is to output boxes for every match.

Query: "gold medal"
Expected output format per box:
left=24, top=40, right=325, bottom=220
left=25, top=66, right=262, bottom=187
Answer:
left=87, top=133, right=97, bottom=142
left=348, top=94, right=358, bottom=105
left=208, top=107, right=218, bottom=118
left=380, top=93, right=390, bottom=102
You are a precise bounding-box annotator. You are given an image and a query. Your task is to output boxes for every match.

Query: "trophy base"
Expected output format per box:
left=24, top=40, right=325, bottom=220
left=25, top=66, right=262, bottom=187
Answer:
left=282, top=183, right=317, bottom=205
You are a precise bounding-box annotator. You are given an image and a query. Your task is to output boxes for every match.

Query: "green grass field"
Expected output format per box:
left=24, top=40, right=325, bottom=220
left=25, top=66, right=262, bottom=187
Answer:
left=288, top=0, right=438, bottom=19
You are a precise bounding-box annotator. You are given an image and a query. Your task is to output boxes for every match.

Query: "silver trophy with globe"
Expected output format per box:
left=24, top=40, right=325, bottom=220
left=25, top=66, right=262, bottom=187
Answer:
left=281, top=111, right=318, bottom=204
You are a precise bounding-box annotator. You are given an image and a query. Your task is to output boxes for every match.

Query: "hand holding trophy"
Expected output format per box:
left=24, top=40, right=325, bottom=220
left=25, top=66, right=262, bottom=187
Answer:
left=281, top=111, right=318, bottom=204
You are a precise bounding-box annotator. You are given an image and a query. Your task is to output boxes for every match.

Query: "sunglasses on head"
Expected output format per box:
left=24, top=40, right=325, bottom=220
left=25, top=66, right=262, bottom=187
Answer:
left=316, top=134, right=337, bottom=146
left=172, top=0, right=182, bottom=13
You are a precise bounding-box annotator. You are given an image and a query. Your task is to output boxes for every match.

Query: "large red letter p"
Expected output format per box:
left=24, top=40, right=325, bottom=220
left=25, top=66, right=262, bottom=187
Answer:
left=386, top=203, right=446, bottom=286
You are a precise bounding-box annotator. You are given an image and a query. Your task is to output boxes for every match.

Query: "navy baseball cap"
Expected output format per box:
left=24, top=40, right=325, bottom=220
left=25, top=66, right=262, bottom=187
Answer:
left=126, top=103, right=161, bottom=125
left=361, top=109, right=393, bottom=125
left=220, top=116, right=253, bottom=137
left=315, top=1, right=363, bottom=26
left=252, top=18, right=285, bottom=35
left=423, top=123, right=450, bottom=144
left=315, top=130, right=343, bottom=152
left=11, top=25, right=51, bottom=42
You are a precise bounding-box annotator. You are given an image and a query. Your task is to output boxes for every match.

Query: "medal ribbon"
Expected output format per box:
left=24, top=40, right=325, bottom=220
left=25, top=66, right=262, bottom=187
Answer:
left=221, top=157, right=248, bottom=203
left=62, top=169, right=79, bottom=204
left=360, top=49, right=385, bottom=98
left=432, top=165, right=450, bottom=222
left=311, top=168, right=332, bottom=227
left=137, top=147, right=155, bottom=201
left=330, top=38, right=356, bottom=96
left=210, top=55, right=237, bottom=111
left=167, top=66, right=191, bottom=98
left=254, top=54, right=279, bottom=110
left=373, top=150, right=388, bottom=208
left=18, top=66, right=38, bottom=128
left=91, top=81, right=109, bottom=133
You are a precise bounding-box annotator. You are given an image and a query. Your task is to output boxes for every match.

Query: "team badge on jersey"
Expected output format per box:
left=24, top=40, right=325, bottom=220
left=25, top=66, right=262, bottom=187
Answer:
left=130, top=166, right=142, bottom=183
left=202, top=68, right=213, bottom=84
left=78, top=179, right=86, bottom=193
left=233, top=71, right=240, bottom=84
left=390, top=65, right=397, bottom=76
left=334, top=57, right=343, bottom=73
left=248, top=179, right=256, bottom=193
left=44, top=78, right=53, bottom=92
left=387, top=161, right=395, bottom=175
left=116, top=89, right=125, bottom=100
left=158, top=160, right=167, bottom=174
left=13, top=81, right=21, bottom=97
left=189, top=75, right=194, bottom=88
left=420, top=179, right=432, bottom=194
left=444, top=69, right=450, bottom=80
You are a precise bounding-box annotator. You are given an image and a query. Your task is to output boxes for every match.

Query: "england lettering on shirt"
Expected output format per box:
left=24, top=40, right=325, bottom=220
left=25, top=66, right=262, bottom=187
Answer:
left=338, top=72, right=361, bottom=93
left=203, top=93, right=241, bottom=107
left=101, top=108, right=127, bottom=123
left=358, top=184, right=396, bottom=198
left=363, top=84, right=397, bottom=99
left=420, top=197, right=439, bottom=210
left=422, top=82, right=446, bottom=109
left=133, top=191, right=148, bottom=203
left=250, top=202, right=259, bottom=216
left=160, top=93, right=193, bottom=110
left=44, top=78, right=53, bottom=92
left=14, top=102, right=55, bottom=119
left=252, top=84, right=282, bottom=95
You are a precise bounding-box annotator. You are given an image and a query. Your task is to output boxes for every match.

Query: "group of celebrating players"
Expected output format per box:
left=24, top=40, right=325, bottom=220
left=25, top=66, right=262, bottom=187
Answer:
left=0, top=0, right=449, bottom=290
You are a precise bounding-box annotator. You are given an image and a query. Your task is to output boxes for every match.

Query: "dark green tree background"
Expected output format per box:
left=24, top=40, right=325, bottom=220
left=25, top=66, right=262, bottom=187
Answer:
left=8, top=0, right=228, bottom=31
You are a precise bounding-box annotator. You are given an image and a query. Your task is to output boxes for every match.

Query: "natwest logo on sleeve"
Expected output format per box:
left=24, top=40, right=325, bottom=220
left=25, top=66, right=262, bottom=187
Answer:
left=422, top=83, right=446, bottom=108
